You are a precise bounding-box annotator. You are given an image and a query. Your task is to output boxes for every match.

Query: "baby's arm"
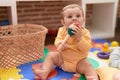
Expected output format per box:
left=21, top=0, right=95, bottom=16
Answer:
left=54, top=28, right=64, bottom=46
left=76, top=29, right=92, bottom=53
left=69, top=22, right=82, bottom=40
left=68, top=23, right=92, bottom=53
left=57, top=23, right=80, bottom=51
left=54, top=27, right=68, bottom=51
left=57, top=35, right=69, bottom=51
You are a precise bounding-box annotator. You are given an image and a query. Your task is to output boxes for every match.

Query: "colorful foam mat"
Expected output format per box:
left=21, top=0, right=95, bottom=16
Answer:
left=0, top=39, right=108, bottom=80
left=0, top=67, right=23, bottom=80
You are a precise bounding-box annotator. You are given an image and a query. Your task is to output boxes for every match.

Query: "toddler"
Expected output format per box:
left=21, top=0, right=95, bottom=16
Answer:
left=32, top=4, right=98, bottom=80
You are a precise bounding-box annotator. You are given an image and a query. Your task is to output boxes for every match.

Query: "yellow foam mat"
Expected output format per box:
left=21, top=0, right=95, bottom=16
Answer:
left=0, top=67, right=23, bottom=80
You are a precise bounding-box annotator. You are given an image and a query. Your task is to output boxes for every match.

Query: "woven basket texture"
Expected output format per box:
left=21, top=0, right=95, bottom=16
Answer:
left=0, top=24, right=48, bottom=69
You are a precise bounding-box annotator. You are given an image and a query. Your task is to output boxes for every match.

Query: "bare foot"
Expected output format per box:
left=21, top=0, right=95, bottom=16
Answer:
left=73, top=73, right=81, bottom=78
left=33, top=68, right=50, bottom=80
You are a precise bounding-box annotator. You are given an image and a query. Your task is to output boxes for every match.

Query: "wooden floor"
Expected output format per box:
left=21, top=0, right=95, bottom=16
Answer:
left=45, top=26, right=120, bottom=46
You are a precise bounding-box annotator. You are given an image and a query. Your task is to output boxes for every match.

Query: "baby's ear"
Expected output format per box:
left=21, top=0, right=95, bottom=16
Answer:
left=61, top=19, right=65, bottom=25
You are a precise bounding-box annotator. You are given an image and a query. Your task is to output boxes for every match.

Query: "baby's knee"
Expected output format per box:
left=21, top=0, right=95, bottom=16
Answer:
left=77, top=59, right=93, bottom=72
left=47, top=52, right=59, bottom=58
left=83, top=60, right=93, bottom=68
left=79, top=58, right=92, bottom=66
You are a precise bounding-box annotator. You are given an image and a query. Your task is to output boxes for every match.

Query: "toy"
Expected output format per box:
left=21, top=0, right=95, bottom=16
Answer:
left=102, top=42, right=110, bottom=52
left=57, top=22, right=80, bottom=51
left=68, top=22, right=79, bottom=36
left=110, top=41, right=119, bottom=47
left=97, top=42, right=110, bottom=59
left=97, top=52, right=110, bottom=59
left=109, top=41, right=120, bottom=50
left=97, top=41, right=120, bottom=59
left=68, top=28, right=74, bottom=36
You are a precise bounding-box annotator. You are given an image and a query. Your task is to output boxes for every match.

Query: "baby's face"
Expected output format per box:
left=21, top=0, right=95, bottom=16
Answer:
left=62, top=7, right=84, bottom=28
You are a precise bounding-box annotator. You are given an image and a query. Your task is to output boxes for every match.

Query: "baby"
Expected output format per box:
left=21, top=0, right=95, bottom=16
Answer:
left=32, top=4, right=98, bottom=80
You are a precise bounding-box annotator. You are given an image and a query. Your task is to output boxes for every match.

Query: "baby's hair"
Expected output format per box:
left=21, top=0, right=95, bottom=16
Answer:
left=60, top=4, right=84, bottom=18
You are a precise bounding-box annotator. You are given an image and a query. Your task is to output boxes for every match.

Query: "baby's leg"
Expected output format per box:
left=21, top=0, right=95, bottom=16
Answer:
left=77, top=58, right=99, bottom=80
left=113, top=71, right=120, bottom=80
left=32, top=52, right=63, bottom=80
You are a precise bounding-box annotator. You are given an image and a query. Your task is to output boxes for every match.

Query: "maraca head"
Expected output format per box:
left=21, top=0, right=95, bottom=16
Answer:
left=68, top=22, right=80, bottom=36
left=68, top=28, right=74, bottom=36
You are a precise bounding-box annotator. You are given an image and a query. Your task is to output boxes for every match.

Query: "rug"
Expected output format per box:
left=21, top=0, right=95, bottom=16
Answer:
left=0, top=39, right=109, bottom=80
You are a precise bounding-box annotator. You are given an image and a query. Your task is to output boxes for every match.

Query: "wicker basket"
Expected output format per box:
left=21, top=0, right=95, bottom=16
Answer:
left=0, top=24, right=48, bottom=69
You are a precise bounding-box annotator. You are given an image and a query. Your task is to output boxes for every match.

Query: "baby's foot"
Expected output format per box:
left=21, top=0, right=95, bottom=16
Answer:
left=33, top=68, right=50, bottom=80
left=73, top=73, right=81, bottom=78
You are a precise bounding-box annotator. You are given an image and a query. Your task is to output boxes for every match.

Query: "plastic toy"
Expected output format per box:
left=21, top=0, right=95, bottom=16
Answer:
left=110, top=41, right=119, bottom=47
left=109, top=41, right=119, bottom=50
left=97, top=42, right=110, bottom=59
left=68, top=22, right=79, bottom=36
left=57, top=22, right=80, bottom=51
left=102, top=42, right=110, bottom=52
left=68, top=28, right=74, bottom=36
left=97, top=52, right=110, bottom=59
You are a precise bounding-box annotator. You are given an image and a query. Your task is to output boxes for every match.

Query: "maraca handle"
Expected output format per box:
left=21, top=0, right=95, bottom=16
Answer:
left=57, top=22, right=79, bottom=51
left=57, top=35, right=70, bottom=52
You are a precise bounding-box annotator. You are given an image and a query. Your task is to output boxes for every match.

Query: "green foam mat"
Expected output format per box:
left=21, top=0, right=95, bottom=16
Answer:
left=39, top=47, right=49, bottom=62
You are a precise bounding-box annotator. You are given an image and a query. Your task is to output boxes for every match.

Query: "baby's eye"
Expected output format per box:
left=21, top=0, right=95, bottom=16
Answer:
left=76, top=15, right=81, bottom=18
left=67, top=15, right=72, bottom=18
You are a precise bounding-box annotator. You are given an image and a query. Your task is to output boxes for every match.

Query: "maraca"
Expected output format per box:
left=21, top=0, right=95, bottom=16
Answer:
left=57, top=22, right=80, bottom=51
left=68, top=21, right=80, bottom=36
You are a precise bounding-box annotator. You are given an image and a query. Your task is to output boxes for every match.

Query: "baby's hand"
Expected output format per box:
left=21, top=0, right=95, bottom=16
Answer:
left=69, top=23, right=82, bottom=41
left=57, top=42, right=68, bottom=52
